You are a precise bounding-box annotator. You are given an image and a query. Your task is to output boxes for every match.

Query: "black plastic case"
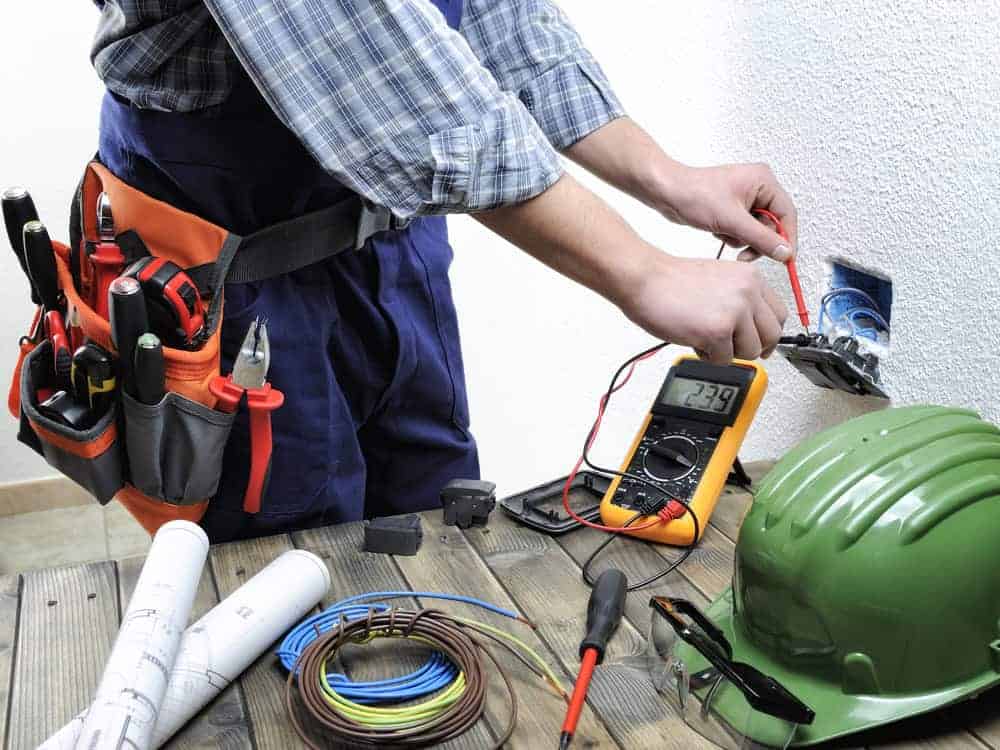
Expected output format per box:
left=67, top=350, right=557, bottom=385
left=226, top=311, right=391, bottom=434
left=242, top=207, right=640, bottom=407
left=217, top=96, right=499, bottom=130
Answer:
left=499, top=471, right=610, bottom=535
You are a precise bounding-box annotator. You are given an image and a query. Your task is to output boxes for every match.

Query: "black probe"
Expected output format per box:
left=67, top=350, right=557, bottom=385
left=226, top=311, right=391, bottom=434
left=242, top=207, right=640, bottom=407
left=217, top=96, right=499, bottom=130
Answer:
left=2, top=186, right=40, bottom=303
left=560, top=568, right=627, bottom=749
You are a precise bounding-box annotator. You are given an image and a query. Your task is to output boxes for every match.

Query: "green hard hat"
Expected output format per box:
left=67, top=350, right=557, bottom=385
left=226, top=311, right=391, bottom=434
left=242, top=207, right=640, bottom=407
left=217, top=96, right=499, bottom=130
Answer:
left=677, top=405, right=1000, bottom=746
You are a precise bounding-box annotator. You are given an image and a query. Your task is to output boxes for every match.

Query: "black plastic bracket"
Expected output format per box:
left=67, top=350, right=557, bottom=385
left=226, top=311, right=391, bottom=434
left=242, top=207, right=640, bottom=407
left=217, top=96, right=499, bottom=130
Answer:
left=441, top=479, right=497, bottom=529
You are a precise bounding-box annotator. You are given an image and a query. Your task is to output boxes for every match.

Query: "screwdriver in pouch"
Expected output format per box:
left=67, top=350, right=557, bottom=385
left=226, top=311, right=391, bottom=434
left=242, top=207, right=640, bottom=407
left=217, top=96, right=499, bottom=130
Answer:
left=109, top=276, right=149, bottom=397
left=560, top=568, right=628, bottom=750
left=2, top=186, right=40, bottom=303
left=134, top=333, right=165, bottom=405
left=24, top=220, right=72, bottom=383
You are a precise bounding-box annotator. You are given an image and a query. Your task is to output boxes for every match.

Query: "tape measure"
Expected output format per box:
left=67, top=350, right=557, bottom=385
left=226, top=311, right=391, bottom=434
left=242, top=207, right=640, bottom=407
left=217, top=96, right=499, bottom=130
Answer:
left=124, top=256, right=206, bottom=348
left=599, top=354, right=767, bottom=545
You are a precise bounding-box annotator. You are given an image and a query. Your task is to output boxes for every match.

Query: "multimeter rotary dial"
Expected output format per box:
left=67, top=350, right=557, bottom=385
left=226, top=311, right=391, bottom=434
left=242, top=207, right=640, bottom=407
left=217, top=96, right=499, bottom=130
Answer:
left=642, top=436, right=700, bottom=482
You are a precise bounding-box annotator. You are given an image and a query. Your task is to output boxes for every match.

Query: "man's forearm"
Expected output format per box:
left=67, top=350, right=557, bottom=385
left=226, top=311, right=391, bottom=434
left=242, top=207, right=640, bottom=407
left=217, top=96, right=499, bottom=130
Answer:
left=564, top=116, right=798, bottom=258
left=474, top=173, right=655, bottom=309
left=563, top=117, right=687, bottom=219
left=474, top=172, right=789, bottom=364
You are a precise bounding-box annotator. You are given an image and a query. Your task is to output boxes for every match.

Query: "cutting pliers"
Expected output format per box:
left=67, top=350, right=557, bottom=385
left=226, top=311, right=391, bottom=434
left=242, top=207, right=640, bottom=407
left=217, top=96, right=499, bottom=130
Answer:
left=210, top=317, right=285, bottom=513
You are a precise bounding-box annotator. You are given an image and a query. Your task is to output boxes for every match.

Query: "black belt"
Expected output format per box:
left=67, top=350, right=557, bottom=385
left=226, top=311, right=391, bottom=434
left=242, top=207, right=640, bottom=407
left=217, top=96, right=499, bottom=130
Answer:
left=221, top=197, right=412, bottom=284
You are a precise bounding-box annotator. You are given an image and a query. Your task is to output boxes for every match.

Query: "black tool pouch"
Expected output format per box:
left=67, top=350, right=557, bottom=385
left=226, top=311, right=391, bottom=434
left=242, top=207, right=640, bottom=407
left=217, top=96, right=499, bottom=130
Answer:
left=121, top=392, right=235, bottom=505
left=18, top=342, right=125, bottom=505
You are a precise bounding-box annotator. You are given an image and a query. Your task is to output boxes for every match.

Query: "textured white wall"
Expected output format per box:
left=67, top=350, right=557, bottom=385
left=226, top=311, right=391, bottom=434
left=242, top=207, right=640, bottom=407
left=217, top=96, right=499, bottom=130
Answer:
left=1, top=2, right=998, bottom=499
left=454, top=0, right=1000, bottom=494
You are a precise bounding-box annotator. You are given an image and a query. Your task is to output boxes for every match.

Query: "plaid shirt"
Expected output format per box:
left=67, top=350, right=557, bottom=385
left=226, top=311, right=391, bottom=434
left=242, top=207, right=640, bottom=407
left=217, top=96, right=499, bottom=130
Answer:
left=90, top=0, right=625, bottom=218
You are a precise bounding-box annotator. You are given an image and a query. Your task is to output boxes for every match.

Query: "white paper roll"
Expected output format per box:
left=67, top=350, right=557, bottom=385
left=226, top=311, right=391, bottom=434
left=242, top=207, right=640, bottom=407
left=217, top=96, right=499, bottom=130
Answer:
left=74, top=520, right=209, bottom=750
left=152, top=548, right=330, bottom=746
left=40, top=548, right=330, bottom=750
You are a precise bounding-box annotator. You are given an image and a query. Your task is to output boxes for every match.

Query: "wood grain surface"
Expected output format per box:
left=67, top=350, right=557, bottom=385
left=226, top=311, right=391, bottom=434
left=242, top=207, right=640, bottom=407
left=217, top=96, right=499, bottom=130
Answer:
left=3, top=462, right=997, bottom=749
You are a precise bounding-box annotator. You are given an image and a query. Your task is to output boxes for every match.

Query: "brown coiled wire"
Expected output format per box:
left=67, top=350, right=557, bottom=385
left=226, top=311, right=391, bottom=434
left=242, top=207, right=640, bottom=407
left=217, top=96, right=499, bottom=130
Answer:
left=285, top=608, right=519, bottom=748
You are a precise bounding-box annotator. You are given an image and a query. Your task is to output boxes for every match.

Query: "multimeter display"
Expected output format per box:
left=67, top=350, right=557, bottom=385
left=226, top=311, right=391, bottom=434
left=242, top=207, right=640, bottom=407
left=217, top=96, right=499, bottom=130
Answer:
left=660, top=377, right=739, bottom=415
left=599, top=355, right=768, bottom=545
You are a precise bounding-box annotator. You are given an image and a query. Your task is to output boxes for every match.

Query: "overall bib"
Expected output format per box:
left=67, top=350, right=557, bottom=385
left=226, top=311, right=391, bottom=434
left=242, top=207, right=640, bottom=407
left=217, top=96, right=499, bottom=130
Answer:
left=97, top=0, right=477, bottom=542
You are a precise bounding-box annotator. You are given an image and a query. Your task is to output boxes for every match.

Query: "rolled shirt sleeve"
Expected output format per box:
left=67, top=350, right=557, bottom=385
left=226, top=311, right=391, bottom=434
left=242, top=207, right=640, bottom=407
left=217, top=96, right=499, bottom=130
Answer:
left=205, top=0, right=563, bottom=218
left=459, top=0, right=626, bottom=150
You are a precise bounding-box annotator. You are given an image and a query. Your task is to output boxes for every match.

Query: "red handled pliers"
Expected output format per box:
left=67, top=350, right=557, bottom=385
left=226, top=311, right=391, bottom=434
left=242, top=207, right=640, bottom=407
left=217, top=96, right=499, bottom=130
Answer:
left=209, top=317, right=284, bottom=514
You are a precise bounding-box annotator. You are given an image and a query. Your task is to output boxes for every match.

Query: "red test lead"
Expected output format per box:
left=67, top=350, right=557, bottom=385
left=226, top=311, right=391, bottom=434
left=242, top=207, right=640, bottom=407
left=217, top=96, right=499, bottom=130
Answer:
left=752, top=208, right=810, bottom=331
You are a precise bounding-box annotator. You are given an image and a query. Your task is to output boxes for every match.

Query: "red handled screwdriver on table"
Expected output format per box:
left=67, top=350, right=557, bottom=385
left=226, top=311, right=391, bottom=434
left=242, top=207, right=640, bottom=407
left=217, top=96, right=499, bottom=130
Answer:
left=210, top=317, right=284, bottom=514
left=560, top=568, right=627, bottom=749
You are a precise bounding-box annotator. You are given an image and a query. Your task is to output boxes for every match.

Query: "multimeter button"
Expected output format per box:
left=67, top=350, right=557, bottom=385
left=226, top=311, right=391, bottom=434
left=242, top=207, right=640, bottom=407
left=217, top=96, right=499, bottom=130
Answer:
left=644, top=436, right=699, bottom=482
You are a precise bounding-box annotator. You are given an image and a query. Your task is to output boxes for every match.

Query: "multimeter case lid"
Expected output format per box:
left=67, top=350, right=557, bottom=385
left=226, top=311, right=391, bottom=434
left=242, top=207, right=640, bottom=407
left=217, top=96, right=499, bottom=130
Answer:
left=499, top=471, right=609, bottom=534
left=682, top=405, right=1000, bottom=746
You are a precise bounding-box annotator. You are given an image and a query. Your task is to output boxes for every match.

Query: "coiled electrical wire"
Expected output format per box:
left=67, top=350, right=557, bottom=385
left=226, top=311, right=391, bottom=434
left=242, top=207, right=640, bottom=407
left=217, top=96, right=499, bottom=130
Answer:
left=277, top=592, right=536, bottom=704
left=285, top=606, right=560, bottom=748
left=280, top=592, right=566, bottom=748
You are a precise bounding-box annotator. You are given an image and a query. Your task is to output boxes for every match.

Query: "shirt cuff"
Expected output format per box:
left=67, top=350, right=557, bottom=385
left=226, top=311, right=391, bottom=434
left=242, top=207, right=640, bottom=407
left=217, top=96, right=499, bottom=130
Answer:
left=519, top=52, right=626, bottom=151
left=417, top=92, right=564, bottom=216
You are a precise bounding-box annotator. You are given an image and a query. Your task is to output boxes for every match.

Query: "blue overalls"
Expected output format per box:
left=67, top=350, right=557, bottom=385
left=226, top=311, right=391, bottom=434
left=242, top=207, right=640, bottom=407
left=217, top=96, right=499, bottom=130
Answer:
left=98, top=0, right=478, bottom=543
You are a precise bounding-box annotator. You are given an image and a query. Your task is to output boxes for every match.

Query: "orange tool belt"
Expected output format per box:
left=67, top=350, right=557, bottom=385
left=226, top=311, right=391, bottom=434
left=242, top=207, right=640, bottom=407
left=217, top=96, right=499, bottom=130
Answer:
left=8, top=160, right=401, bottom=534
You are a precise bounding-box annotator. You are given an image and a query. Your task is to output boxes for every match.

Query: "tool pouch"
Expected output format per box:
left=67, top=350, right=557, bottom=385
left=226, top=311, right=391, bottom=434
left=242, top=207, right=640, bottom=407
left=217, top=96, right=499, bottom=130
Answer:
left=71, top=162, right=237, bottom=532
left=122, top=392, right=234, bottom=504
left=9, top=158, right=382, bottom=534
left=6, top=162, right=236, bottom=533
left=18, top=342, right=125, bottom=504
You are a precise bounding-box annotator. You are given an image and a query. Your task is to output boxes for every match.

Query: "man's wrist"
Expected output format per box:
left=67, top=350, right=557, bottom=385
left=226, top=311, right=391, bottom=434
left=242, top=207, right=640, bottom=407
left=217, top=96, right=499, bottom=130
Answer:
left=636, top=157, right=693, bottom=223
left=602, top=238, right=671, bottom=312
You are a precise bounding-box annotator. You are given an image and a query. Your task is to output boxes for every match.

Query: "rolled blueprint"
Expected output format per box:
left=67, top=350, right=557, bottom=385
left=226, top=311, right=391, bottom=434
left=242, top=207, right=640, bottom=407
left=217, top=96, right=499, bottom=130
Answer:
left=74, top=520, right=209, bottom=750
left=153, top=548, right=330, bottom=744
left=40, top=549, right=331, bottom=750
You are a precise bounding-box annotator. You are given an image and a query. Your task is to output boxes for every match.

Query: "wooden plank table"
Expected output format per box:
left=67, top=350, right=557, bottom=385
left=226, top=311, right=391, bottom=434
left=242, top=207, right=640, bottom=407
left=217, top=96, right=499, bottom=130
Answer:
left=3, top=462, right=999, bottom=749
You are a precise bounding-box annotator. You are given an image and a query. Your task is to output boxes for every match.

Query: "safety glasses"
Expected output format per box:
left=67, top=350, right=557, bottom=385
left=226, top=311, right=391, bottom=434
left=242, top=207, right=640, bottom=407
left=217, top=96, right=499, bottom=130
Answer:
left=647, top=596, right=814, bottom=749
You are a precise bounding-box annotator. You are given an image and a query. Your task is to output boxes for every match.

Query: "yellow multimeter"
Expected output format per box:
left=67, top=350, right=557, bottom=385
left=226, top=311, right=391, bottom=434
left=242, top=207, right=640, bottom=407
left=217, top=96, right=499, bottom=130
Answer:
left=599, top=354, right=767, bottom=545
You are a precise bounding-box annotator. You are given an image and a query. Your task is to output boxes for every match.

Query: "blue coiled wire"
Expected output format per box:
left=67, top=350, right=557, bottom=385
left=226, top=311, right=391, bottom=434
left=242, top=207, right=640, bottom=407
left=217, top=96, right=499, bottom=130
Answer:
left=276, top=591, right=521, bottom=705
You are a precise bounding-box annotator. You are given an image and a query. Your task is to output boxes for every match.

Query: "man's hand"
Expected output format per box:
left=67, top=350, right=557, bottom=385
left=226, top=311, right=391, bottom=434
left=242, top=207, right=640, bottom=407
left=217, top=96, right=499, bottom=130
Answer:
left=566, top=118, right=798, bottom=263
left=620, top=253, right=788, bottom=363
left=476, top=174, right=788, bottom=363
left=656, top=163, right=798, bottom=263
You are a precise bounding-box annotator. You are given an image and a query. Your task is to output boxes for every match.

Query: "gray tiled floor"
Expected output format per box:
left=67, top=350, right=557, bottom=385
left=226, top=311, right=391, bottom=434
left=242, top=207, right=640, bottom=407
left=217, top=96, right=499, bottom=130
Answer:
left=0, top=502, right=151, bottom=574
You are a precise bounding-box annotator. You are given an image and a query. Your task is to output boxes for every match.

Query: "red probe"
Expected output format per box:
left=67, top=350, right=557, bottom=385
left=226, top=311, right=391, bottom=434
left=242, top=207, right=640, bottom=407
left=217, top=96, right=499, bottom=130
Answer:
left=752, top=208, right=810, bottom=331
